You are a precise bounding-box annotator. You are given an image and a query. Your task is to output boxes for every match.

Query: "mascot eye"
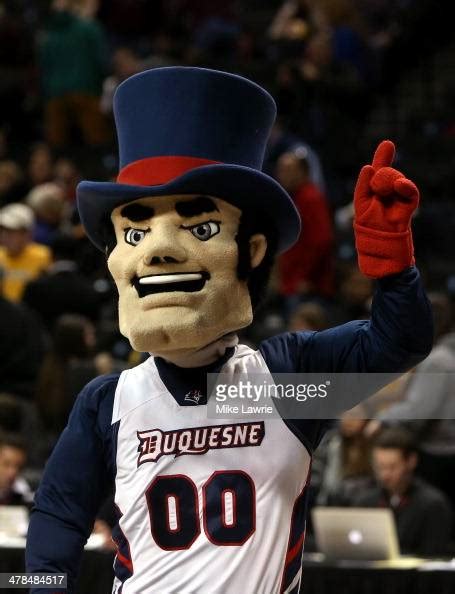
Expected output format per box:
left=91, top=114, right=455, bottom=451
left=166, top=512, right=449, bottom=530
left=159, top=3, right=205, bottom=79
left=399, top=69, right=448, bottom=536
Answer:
left=188, top=221, right=220, bottom=241
left=124, top=228, right=148, bottom=246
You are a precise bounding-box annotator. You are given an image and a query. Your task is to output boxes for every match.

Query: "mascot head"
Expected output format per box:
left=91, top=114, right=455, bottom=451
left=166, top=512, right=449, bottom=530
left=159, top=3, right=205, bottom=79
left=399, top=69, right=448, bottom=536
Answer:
left=77, top=67, right=300, bottom=361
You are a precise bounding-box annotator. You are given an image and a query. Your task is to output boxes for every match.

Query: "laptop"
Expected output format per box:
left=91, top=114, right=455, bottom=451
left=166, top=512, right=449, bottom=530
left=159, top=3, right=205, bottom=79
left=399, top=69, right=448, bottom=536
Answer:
left=0, top=505, right=29, bottom=539
left=312, top=507, right=400, bottom=561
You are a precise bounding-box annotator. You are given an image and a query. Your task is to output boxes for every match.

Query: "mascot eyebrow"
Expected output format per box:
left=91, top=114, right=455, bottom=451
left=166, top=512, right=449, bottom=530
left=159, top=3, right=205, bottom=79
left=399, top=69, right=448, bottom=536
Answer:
left=120, top=196, right=219, bottom=222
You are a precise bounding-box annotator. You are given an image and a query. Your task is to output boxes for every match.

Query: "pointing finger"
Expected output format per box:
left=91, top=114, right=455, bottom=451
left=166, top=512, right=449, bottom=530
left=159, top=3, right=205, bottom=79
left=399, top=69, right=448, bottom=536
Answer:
left=371, top=140, right=396, bottom=170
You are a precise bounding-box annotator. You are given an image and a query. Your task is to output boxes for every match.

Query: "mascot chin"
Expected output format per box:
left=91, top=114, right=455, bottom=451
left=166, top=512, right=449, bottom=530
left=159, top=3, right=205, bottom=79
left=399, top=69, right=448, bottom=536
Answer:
left=26, top=67, right=432, bottom=594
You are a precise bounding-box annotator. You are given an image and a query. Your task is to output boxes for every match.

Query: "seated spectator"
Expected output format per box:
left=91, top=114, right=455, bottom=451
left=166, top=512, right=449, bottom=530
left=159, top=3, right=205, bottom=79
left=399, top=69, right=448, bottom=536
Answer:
left=0, top=432, right=33, bottom=507
left=26, top=183, right=68, bottom=247
left=0, top=161, right=27, bottom=207
left=330, top=263, right=373, bottom=325
left=316, top=404, right=373, bottom=506
left=265, top=120, right=326, bottom=192
left=35, top=314, right=99, bottom=437
left=366, top=292, right=455, bottom=508
left=0, top=203, right=51, bottom=302
left=0, top=393, right=46, bottom=471
left=288, top=301, right=328, bottom=331
left=27, top=143, right=54, bottom=188
left=53, top=157, right=81, bottom=203
left=22, top=234, right=102, bottom=330
left=268, top=0, right=324, bottom=58
left=351, top=427, right=453, bottom=557
left=276, top=148, right=335, bottom=313
left=0, top=269, right=45, bottom=399
left=35, top=314, right=126, bottom=447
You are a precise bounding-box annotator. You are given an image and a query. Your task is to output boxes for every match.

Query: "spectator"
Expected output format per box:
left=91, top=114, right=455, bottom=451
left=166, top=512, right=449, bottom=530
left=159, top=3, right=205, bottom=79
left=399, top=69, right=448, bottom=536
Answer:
left=0, top=268, right=45, bottom=399
left=38, top=0, right=109, bottom=148
left=268, top=0, right=325, bottom=59
left=26, top=183, right=68, bottom=246
left=22, top=234, right=102, bottom=329
left=100, top=46, right=142, bottom=116
left=276, top=147, right=335, bottom=311
left=351, top=427, right=453, bottom=556
left=0, top=393, right=46, bottom=470
left=367, top=292, right=455, bottom=507
left=288, top=301, right=328, bottom=331
left=319, top=0, right=370, bottom=82
left=0, top=203, right=51, bottom=302
left=0, top=432, right=33, bottom=507
left=331, top=263, right=373, bottom=324
left=53, top=157, right=81, bottom=202
left=316, top=404, right=373, bottom=506
left=27, top=143, right=54, bottom=188
left=141, top=33, right=178, bottom=71
left=265, top=120, right=326, bottom=192
left=0, top=160, right=27, bottom=207
left=35, top=314, right=124, bottom=442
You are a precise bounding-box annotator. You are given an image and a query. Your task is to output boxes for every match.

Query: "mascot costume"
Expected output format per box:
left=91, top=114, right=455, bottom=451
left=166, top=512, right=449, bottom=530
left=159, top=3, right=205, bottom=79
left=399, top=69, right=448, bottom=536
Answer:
left=26, top=67, right=432, bottom=594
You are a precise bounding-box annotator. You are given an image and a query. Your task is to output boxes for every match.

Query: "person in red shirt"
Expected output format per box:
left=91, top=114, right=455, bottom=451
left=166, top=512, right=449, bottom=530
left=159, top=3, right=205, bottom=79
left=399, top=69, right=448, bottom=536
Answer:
left=276, top=147, right=335, bottom=311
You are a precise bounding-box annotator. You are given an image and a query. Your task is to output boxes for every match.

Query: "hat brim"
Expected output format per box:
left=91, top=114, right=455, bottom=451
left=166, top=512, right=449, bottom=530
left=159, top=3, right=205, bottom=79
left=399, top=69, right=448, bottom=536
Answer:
left=76, top=164, right=300, bottom=253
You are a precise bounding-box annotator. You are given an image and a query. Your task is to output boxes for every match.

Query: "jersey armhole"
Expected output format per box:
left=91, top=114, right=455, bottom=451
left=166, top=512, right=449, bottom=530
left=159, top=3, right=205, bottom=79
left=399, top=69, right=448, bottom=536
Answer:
left=280, top=418, right=315, bottom=456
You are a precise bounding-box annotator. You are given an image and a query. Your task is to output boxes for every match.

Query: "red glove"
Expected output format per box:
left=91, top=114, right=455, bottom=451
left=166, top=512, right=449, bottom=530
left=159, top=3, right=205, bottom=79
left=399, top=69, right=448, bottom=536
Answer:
left=354, top=140, right=419, bottom=278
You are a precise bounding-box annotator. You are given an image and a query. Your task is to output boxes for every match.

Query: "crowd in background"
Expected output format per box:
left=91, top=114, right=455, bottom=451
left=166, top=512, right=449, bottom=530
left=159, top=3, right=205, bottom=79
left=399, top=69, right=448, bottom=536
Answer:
left=1, top=0, right=455, bottom=557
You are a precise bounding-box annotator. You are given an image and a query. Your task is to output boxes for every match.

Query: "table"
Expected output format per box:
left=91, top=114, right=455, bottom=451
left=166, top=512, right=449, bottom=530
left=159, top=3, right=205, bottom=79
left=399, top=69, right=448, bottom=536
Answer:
left=2, top=548, right=455, bottom=593
left=0, top=547, right=114, bottom=594
left=300, top=555, right=455, bottom=594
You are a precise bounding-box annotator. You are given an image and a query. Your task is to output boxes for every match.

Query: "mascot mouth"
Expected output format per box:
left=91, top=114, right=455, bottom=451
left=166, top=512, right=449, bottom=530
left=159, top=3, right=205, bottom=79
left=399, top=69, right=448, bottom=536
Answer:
left=133, top=271, right=211, bottom=297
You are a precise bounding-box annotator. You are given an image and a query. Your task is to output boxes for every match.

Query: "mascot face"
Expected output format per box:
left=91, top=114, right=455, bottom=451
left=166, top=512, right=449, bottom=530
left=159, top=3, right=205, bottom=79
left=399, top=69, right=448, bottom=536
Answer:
left=108, top=194, right=266, bottom=356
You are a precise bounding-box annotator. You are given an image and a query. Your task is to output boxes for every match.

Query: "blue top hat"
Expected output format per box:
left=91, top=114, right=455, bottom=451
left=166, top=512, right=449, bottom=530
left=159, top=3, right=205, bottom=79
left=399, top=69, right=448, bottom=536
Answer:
left=76, top=67, right=300, bottom=253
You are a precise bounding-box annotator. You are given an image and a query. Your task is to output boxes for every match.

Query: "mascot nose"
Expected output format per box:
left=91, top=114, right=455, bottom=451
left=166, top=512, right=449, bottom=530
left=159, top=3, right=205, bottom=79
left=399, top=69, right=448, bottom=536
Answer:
left=149, top=255, right=179, bottom=264
left=142, top=230, right=187, bottom=265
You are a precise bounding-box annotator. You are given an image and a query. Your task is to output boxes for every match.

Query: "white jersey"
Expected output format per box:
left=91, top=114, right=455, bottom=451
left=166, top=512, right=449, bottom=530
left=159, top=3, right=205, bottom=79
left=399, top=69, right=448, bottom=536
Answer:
left=112, top=346, right=311, bottom=594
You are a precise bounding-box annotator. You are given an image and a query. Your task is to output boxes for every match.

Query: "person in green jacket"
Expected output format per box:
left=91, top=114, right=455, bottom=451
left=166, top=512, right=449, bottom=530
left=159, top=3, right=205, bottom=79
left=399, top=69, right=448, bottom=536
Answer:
left=39, top=0, right=109, bottom=148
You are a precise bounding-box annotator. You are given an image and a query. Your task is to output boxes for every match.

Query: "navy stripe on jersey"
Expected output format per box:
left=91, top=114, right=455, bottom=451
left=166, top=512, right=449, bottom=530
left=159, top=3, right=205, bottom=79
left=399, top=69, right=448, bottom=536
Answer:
left=112, top=503, right=134, bottom=586
left=280, top=465, right=312, bottom=594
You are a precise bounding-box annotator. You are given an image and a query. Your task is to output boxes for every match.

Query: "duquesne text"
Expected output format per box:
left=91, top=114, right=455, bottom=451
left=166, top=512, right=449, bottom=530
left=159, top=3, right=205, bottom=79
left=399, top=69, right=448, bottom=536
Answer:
left=137, top=421, right=265, bottom=465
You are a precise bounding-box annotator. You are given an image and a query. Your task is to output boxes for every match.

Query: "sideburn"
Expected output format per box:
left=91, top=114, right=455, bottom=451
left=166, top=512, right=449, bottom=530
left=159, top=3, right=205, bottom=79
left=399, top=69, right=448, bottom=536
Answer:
left=235, top=210, right=278, bottom=311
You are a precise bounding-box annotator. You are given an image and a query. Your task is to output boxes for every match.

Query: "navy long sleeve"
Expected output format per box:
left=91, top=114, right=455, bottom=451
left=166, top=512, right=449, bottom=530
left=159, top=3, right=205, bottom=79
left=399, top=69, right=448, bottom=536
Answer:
left=26, top=375, right=120, bottom=593
left=259, top=266, right=433, bottom=450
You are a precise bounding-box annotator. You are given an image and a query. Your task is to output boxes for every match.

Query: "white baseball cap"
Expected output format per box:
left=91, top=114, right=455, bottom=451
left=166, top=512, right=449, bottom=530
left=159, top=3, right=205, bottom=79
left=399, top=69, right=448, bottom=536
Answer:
left=0, top=203, right=35, bottom=231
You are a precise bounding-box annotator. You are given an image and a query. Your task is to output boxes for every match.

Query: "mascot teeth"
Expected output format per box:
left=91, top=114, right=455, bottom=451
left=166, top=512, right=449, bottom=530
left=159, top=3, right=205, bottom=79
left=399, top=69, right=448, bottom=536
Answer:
left=139, top=273, right=203, bottom=285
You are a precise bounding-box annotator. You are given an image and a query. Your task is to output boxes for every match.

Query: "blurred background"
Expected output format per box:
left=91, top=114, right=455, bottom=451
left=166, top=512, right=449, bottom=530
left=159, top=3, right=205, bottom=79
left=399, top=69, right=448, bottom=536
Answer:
left=0, top=0, right=455, bottom=588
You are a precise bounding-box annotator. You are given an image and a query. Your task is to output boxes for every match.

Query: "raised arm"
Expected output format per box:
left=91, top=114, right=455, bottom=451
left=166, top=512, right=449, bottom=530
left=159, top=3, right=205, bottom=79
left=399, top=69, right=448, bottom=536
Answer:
left=308, top=140, right=433, bottom=371
left=260, top=142, right=433, bottom=442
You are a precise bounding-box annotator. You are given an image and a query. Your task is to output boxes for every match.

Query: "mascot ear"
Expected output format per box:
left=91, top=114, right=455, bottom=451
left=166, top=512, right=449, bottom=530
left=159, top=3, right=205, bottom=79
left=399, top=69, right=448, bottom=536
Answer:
left=249, top=234, right=267, bottom=269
